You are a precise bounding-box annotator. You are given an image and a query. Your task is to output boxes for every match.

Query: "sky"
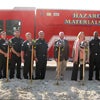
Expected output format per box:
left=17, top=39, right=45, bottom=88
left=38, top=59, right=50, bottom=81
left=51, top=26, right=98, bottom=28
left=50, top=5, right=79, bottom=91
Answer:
left=0, top=0, right=100, bottom=10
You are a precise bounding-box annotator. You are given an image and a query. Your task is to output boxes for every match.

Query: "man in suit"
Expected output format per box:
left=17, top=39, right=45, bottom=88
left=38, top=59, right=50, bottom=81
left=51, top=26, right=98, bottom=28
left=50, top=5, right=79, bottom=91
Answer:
left=54, top=32, right=69, bottom=80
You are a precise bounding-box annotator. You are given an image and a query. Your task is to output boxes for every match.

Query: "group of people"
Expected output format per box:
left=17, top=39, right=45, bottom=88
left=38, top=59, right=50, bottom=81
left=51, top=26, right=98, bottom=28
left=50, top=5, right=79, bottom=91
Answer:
left=54, top=31, right=100, bottom=81
left=0, top=30, right=100, bottom=81
left=71, top=31, right=100, bottom=81
left=0, top=30, right=48, bottom=80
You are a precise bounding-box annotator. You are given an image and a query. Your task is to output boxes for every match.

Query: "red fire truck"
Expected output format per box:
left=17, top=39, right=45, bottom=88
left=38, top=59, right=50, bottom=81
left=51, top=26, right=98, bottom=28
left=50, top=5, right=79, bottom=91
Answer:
left=0, top=8, right=100, bottom=58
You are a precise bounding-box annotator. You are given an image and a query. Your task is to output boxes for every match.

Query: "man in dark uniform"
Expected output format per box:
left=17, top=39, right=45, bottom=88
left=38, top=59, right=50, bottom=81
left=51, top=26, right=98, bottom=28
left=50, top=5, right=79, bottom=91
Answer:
left=21, top=32, right=34, bottom=79
left=0, top=31, right=8, bottom=78
left=9, top=30, right=24, bottom=79
left=54, top=32, right=69, bottom=80
left=89, top=31, right=100, bottom=80
left=34, top=31, right=48, bottom=80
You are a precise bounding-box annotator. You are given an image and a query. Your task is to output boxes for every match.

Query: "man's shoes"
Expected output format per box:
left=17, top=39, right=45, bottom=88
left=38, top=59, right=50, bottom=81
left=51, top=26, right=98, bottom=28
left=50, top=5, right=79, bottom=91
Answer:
left=2, top=76, right=6, bottom=78
left=60, top=76, right=64, bottom=81
left=10, top=77, right=14, bottom=79
left=71, top=79, right=77, bottom=81
left=17, top=77, right=22, bottom=79
left=95, top=78, right=100, bottom=81
left=88, top=78, right=93, bottom=81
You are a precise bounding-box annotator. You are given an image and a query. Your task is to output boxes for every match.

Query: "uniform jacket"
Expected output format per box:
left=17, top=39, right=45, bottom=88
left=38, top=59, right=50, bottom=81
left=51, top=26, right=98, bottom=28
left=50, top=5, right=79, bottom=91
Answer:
left=35, top=38, right=48, bottom=60
left=10, top=37, right=24, bottom=53
left=89, top=38, right=100, bottom=55
left=21, top=40, right=33, bottom=57
left=0, top=39, right=8, bottom=54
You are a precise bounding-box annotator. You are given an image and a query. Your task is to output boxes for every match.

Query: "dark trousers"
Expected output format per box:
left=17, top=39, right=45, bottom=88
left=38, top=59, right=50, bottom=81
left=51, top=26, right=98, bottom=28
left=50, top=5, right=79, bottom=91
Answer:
left=89, top=55, right=100, bottom=80
left=0, top=55, right=7, bottom=78
left=35, top=59, right=47, bottom=79
left=23, top=56, right=31, bottom=79
left=10, top=54, right=21, bottom=79
left=71, top=62, right=84, bottom=81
